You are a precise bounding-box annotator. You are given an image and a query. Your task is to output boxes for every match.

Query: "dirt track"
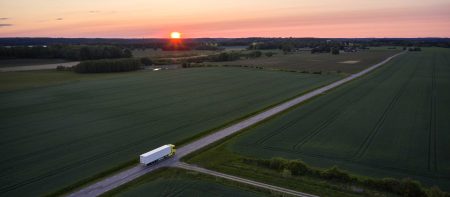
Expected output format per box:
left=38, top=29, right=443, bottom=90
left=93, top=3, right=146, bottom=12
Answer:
left=0, top=61, right=79, bottom=72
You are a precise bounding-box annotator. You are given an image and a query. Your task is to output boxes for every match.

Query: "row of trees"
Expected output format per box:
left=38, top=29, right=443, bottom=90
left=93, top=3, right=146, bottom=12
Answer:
left=243, top=157, right=447, bottom=197
left=74, top=58, right=142, bottom=73
left=0, top=45, right=132, bottom=60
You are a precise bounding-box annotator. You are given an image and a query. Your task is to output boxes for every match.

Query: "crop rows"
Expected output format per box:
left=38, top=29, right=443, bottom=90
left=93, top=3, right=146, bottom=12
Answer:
left=0, top=67, right=337, bottom=196
left=230, top=48, right=450, bottom=190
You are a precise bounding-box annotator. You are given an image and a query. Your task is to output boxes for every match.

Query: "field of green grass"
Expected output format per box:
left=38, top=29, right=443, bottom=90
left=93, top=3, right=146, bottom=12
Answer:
left=209, top=48, right=400, bottom=74
left=0, top=67, right=339, bottom=196
left=103, top=168, right=268, bottom=197
left=187, top=48, right=450, bottom=191
left=0, top=58, right=68, bottom=68
left=0, top=70, right=138, bottom=92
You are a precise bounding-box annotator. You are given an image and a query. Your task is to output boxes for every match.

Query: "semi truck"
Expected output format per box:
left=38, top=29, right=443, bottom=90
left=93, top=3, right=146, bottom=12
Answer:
left=140, top=144, right=176, bottom=165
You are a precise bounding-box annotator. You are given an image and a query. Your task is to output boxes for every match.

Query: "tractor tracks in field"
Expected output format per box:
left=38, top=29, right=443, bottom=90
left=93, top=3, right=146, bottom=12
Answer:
left=428, top=54, right=438, bottom=172
left=352, top=57, right=419, bottom=160
left=291, top=111, right=340, bottom=150
left=255, top=53, right=403, bottom=150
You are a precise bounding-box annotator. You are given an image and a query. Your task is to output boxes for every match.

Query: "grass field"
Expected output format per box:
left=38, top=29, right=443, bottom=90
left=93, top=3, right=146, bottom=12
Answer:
left=0, top=67, right=339, bottom=196
left=0, top=70, right=145, bottom=92
left=187, top=48, right=450, bottom=191
left=103, top=168, right=268, bottom=197
left=208, top=48, right=400, bottom=74
left=0, top=58, right=68, bottom=68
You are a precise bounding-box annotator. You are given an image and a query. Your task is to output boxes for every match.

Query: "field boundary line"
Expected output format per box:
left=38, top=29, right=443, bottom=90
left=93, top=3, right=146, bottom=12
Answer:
left=428, top=53, right=437, bottom=172
left=292, top=111, right=340, bottom=150
left=175, top=162, right=318, bottom=197
left=353, top=56, right=419, bottom=159
left=255, top=58, right=402, bottom=147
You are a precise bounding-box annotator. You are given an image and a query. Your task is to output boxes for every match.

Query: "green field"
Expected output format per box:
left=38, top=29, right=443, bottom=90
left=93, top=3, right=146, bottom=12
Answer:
left=0, top=58, right=68, bottom=68
left=209, top=48, right=400, bottom=74
left=190, top=48, right=450, bottom=191
left=104, top=168, right=268, bottom=197
left=0, top=67, right=338, bottom=196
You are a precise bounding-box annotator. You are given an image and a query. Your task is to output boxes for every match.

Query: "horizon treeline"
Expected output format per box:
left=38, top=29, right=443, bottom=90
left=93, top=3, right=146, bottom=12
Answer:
left=0, top=45, right=132, bottom=60
left=74, top=58, right=142, bottom=73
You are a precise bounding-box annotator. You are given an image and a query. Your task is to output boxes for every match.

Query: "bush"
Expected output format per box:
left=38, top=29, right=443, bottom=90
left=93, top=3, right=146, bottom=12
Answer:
left=332, top=48, right=340, bottom=55
left=265, top=52, right=275, bottom=57
left=140, top=57, right=153, bottom=66
left=247, top=51, right=262, bottom=58
left=56, top=65, right=66, bottom=71
left=244, top=157, right=441, bottom=196
left=364, top=178, right=426, bottom=197
left=56, top=65, right=73, bottom=71
left=74, top=58, right=142, bottom=73
left=399, top=178, right=426, bottom=197
left=427, top=186, right=449, bottom=197
left=269, top=157, right=287, bottom=170
left=320, top=166, right=352, bottom=182
left=210, top=52, right=240, bottom=62
left=286, top=160, right=310, bottom=176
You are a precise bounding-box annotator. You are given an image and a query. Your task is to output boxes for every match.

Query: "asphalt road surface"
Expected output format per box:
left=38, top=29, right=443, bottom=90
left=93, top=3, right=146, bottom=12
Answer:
left=67, top=51, right=405, bottom=197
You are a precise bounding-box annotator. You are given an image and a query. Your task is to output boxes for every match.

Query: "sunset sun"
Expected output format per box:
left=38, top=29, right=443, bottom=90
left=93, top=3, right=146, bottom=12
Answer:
left=170, top=32, right=181, bottom=39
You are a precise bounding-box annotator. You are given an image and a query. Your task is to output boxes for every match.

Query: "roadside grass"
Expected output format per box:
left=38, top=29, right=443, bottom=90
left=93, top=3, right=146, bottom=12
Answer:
left=185, top=143, right=395, bottom=197
left=101, top=168, right=271, bottom=197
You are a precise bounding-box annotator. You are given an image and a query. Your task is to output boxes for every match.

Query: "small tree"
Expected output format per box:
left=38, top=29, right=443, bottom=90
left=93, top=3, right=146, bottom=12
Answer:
left=248, top=51, right=262, bottom=58
left=140, top=57, right=153, bottom=66
left=123, top=49, right=132, bottom=58
left=265, top=52, right=275, bottom=57
left=332, top=48, right=340, bottom=55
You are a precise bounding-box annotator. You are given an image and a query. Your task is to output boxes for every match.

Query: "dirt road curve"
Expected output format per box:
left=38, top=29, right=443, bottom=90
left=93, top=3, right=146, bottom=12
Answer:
left=175, top=162, right=318, bottom=197
left=67, top=51, right=405, bottom=197
left=0, top=61, right=79, bottom=72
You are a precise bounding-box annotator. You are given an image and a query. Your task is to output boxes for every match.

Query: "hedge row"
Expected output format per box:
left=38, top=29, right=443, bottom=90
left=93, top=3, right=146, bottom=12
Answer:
left=243, top=157, right=449, bottom=197
left=74, top=58, right=142, bottom=73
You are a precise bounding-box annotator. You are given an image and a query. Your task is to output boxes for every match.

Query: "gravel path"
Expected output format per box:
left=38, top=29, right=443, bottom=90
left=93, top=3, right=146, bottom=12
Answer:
left=175, top=162, right=318, bottom=197
left=0, top=61, right=79, bottom=72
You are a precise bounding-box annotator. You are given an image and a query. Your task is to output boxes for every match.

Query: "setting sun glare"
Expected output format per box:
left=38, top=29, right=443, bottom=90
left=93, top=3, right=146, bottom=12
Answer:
left=170, top=32, right=181, bottom=39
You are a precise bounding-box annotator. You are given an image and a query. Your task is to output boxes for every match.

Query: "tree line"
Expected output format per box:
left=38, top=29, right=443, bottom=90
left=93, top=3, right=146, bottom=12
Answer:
left=243, top=157, right=448, bottom=197
left=0, top=45, right=132, bottom=60
left=73, top=58, right=142, bottom=73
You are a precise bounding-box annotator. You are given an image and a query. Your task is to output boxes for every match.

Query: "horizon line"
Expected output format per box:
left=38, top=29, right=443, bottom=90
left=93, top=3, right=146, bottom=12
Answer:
left=1, top=36, right=449, bottom=39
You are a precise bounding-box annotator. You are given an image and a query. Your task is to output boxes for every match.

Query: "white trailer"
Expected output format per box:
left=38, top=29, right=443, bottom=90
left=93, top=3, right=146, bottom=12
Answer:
left=140, top=144, right=176, bottom=165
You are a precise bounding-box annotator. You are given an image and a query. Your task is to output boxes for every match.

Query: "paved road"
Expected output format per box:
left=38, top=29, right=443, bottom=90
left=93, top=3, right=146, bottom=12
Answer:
left=175, top=162, right=318, bottom=197
left=67, top=51, right=405, bottom=197
left=0, top=61, right=79, bottom=72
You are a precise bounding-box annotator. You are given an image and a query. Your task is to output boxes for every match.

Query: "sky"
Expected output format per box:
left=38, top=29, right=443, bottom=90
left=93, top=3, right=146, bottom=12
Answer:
left=0, top=0, right=449, bottom=38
